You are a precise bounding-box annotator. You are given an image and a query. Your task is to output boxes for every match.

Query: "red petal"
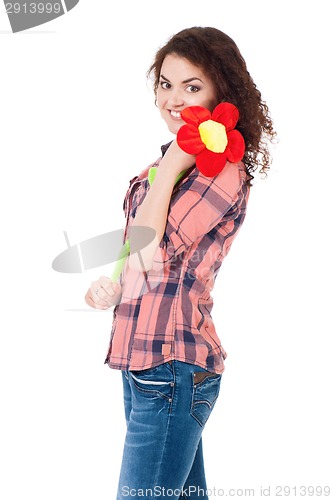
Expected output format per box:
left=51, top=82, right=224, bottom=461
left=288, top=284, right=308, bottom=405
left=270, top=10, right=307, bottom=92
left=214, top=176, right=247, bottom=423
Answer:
left=195, top=149, right=227, bottom=177
left=225, top=130, right=245, bottom=163
left=212, top=102, right=239, bottom=131
left=181, top=106, right=211, bottom=126
left=177, top=124, right=206, bottom=155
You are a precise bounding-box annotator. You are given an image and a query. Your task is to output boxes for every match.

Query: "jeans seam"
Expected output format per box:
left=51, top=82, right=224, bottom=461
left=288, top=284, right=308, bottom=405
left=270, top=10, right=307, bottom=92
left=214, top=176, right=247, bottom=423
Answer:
left=151, top=392, right=173, bottom=491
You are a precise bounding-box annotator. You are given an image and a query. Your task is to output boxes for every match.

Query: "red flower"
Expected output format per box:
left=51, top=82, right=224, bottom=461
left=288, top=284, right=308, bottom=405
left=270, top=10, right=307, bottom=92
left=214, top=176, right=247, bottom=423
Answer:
left=177, top=102, right=245, bottom=177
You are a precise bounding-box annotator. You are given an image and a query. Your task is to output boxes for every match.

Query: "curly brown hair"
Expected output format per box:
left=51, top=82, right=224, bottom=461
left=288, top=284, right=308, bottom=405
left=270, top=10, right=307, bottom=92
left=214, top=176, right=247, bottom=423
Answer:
left=147, top=26, right=277, bottom=185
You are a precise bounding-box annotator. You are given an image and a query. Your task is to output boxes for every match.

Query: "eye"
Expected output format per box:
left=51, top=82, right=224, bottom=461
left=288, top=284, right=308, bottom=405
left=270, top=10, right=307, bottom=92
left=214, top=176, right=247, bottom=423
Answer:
left=159, top=80, right=171, bottom=90
left=186, top=85, right=200, bottom=93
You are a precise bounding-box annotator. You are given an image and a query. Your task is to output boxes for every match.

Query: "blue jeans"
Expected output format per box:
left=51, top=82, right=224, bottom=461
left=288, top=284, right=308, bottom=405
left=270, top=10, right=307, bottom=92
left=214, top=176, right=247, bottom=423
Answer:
left=116, top=360, right=222, bottom=499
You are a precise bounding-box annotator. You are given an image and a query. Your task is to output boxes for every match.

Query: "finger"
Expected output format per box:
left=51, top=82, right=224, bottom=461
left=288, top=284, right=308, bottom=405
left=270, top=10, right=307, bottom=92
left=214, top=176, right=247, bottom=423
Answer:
left=88, top=277, right=119, bottom=306
left=85, top=291, right=97, bottom=308
left=85, top=291, right=109, bottom=310
left=89, top=278, right=109, bottom=304
left=90, top=287, right=109, bottom=305
left=100, top=276, right=118, bottom=298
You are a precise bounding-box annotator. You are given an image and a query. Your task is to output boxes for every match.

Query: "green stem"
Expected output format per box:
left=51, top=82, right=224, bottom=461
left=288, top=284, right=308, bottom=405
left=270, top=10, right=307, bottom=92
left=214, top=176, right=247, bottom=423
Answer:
left=110, top=168, right=188, bottom=282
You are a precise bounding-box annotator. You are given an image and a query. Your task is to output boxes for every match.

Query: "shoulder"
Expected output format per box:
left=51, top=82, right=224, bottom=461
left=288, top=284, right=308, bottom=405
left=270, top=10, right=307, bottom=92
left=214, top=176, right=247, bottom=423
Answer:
left=178, top=160, right=247, bottom=204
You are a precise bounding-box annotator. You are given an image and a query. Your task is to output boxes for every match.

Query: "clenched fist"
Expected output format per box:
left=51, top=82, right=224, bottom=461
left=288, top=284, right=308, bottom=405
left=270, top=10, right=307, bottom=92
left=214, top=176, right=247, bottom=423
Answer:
left=85, top=276, right=122, bottom=310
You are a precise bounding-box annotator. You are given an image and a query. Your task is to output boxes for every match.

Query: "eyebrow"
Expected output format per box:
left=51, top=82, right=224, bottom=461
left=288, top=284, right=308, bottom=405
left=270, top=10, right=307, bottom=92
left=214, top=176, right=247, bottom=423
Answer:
left=160, top=74, right=203, bottom=84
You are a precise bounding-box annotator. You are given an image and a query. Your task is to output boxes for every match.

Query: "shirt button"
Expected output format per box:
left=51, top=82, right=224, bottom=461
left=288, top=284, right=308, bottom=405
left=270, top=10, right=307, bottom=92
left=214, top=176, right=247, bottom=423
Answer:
left=170, top=382, right=174, bottom=387
left=168, top=398, right=172, bottom=403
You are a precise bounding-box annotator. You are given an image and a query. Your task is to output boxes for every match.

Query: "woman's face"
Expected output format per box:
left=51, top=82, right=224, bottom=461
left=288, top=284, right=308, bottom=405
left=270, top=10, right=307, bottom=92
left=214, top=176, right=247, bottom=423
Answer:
left=156, top=53, right=218, bottom=135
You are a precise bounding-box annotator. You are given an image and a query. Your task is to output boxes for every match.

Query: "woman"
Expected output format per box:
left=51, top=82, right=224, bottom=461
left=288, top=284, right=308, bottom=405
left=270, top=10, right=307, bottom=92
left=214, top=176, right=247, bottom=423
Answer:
left=85, top=27, right=276, bottom=499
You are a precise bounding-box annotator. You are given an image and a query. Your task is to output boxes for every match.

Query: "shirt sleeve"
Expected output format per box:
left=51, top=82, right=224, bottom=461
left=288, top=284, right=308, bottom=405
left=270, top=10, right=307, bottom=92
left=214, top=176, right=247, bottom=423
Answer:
left=151, top=161, right=246, bottom=269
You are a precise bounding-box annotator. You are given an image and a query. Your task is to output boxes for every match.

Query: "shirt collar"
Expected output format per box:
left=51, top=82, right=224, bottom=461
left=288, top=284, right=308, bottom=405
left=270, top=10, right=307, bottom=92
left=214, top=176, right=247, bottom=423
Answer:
left=161, top=141, right=173, bottom=156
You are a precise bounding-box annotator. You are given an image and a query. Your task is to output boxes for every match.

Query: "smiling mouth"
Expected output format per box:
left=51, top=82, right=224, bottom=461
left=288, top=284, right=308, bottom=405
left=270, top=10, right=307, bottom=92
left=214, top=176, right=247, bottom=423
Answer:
left=169, top=110, right=182, bottom=119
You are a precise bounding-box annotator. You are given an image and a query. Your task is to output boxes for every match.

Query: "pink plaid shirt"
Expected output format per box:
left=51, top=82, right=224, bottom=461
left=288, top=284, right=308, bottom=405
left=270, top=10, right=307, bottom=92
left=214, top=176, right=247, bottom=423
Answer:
left=104, top=142, right=250, bottom=374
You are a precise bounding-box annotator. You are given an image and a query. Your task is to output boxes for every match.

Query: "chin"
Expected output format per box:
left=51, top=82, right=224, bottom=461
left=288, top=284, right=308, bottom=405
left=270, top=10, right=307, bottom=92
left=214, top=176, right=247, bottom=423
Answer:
left=168, top=123, right=182, bottom=135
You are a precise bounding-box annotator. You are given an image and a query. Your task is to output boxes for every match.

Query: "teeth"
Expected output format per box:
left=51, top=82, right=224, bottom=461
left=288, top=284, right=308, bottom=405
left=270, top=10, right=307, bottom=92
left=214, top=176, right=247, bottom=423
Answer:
left=170, top=111, right=181, bottom=118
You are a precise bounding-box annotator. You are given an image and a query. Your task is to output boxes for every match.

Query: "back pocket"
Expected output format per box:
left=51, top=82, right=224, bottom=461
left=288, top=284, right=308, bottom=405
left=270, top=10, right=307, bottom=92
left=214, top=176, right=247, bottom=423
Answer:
left=190, top=372, right=221, bottom=427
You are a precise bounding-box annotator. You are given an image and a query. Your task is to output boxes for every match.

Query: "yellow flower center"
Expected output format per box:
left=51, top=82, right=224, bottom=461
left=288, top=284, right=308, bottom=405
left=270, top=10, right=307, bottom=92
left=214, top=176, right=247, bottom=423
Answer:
left=198, top=120, right=228, bottom=153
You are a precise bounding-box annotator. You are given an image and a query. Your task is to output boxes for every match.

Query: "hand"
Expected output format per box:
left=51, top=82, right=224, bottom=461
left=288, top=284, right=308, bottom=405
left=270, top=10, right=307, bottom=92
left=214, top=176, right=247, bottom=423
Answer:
left=158, top=139, right=196, bottom=178
left=85, top=276, right=122, bottom=310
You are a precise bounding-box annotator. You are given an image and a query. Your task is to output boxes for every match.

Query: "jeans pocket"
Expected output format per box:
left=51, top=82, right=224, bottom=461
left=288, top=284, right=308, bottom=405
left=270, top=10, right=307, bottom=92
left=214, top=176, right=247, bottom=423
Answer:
left=190, top=371, right=222, bottom=427
left=129, top=362, right=174, bottom=401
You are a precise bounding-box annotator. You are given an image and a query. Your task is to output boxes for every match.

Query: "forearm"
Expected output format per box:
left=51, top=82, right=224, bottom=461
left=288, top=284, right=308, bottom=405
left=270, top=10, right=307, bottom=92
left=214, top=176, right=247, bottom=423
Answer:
left=128, top=166, right=178, bottom=272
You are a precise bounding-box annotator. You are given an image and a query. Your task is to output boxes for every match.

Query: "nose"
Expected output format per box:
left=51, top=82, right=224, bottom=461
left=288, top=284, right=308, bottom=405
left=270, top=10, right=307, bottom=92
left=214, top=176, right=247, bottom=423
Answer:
left=168, top=89, right=185, bottom=108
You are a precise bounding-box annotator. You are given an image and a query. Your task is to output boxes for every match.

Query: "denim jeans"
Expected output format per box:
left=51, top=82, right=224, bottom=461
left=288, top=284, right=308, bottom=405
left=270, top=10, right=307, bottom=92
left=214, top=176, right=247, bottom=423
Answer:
left=116, top=360, right=222, bottom=499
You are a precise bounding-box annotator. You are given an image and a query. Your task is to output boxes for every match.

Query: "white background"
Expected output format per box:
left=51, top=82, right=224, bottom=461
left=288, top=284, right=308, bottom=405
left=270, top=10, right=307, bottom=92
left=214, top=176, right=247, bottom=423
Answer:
left=1, top=1, right=331, bottom=498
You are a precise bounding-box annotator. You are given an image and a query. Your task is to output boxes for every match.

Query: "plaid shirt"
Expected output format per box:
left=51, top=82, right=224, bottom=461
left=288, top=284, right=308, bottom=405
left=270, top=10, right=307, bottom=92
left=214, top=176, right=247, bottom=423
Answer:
left=104, top=142, right=250, bottom=374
